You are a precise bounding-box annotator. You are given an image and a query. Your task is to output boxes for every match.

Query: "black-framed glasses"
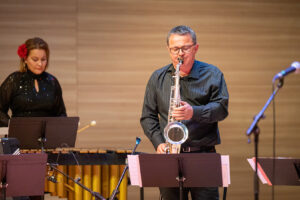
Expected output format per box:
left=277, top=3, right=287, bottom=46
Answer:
left=169, top=44, right=195, bottom=55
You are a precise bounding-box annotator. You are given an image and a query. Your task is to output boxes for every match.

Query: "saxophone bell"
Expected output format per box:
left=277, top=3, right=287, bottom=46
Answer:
left=164, top=122, right=188, bottom=153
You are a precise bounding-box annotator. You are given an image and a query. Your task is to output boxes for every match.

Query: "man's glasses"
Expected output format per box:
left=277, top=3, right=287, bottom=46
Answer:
left=169, top=44, right=195, bottom=55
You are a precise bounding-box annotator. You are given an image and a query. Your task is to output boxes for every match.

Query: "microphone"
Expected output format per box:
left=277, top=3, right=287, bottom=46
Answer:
left=47, top=175, right=58, bottom=183
left=272, top=61, right=300, bottom=83
left=136, top=137, right=141, bottom=145
left=132, top=137, right=141, bottom=154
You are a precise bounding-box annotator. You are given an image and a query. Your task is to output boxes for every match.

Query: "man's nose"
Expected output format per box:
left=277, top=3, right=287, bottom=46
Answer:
left=178, top=48, right=185, bottom=56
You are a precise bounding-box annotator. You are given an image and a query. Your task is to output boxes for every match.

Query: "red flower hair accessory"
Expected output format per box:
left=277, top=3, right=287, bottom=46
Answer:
left=17, top=44, right=28, bottom=59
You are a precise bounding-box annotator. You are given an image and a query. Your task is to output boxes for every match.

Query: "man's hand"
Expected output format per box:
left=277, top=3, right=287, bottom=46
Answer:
left=172, top=101, right=193, bottom=120
left=156, top=143, right=167, bottom=154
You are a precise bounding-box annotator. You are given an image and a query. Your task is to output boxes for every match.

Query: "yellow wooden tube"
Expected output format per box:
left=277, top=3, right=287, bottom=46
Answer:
left=74, top=165, right=83, bottom=200
left=68, top=166, right=75, bottom=200
left=44, top=165, right=49, bottom=192
left=48, top=181, right=56, bottom=196
left=48, top=169, right=56, bottom=196
left=109, top=165, right=120, bottom=197
left=92, top=165, right=101, bottom=194
left=44, top=176, right=49, bottom=192
left=63, top=165, right=68, bottom=198
left=56, top=165, right=67, bottom=198
left=119, top=165, right=128, bottom=200
left=101, top=165, right=110, bottom=198
left=83, top=165, right=92, bottom=200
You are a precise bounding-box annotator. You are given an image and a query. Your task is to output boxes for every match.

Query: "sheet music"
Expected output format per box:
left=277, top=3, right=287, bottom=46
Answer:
left=127, top=155, right=142, bottom=187
left=247, top=158, right=272, bottom=185
left=221, top=155, right=231, bottom=186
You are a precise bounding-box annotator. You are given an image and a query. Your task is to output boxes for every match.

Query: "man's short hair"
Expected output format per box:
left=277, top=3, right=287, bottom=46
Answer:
left=166, top=25, right=197, bottom=46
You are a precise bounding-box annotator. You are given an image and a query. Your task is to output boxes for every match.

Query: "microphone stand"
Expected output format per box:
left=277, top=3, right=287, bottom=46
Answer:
left=38, top=120, right=47, bottom=152
left=246, top=78, right=284, bottom=200
left=176, top=158, right=185, bottom=200
left=48, top=163, right=106, bottom=200
left=109, top=137, right=141, bottom=200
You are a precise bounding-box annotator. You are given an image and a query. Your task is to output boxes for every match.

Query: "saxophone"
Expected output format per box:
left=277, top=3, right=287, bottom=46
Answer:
left=164, top=58, right=189, bottom=154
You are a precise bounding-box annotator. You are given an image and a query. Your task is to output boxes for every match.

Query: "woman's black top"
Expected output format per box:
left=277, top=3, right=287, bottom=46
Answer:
left=0, top=70, right=67, bottom=127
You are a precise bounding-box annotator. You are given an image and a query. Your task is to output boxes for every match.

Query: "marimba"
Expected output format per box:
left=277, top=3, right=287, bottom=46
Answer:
left=21, top=148, right=131, bottom=200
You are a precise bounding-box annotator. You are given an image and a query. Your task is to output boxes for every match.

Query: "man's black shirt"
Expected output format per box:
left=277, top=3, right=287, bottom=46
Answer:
left=140, top=60, right=229, bottom=150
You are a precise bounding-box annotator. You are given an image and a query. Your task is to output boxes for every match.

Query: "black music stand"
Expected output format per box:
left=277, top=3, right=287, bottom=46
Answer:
left=128, top=153, right=229, bottom=200
left=8, top=117, right=79, bottom=149
left=248, top=157, right=300, bottom=186
left=0, top=153, right=47, bottom=199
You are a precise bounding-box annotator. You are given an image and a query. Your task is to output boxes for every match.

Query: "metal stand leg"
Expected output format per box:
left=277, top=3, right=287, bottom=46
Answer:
left=140, top=187, right=144, bottom=200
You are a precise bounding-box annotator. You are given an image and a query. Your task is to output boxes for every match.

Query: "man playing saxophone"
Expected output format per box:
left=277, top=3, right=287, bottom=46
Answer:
left=140, top=25, right=229, bottom=200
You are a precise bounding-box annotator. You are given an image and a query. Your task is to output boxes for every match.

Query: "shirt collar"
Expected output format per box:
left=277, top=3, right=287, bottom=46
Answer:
left=26, top=69, right=46, bottom=79
left=167, top=61, right=200, bottom=79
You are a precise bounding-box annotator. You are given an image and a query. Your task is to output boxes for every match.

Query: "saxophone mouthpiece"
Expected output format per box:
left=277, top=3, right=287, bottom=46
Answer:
left=178, top=58, right=184, bottom=64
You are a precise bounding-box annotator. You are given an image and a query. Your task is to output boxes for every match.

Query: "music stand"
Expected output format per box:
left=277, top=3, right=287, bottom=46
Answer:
left=128, top=153, right=230, bottom=200
left=0, top=153, right=47, bottom=199
left=8, top=117, right=79, bottom=149
left=247, top=157, right=300, bottom=186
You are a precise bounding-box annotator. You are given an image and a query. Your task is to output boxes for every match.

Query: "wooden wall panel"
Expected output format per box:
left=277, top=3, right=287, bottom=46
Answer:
left=1, top=0, right=300, bottom=199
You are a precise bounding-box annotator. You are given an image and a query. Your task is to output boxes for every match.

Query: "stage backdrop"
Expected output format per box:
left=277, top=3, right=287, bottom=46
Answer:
left=0, top=0, right=299, bottom=199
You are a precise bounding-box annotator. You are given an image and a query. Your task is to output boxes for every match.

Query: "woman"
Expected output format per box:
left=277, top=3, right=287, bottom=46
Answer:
left=0, top=38, right=66, bottom=200
left=0, top=37, right=67, bottom=127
